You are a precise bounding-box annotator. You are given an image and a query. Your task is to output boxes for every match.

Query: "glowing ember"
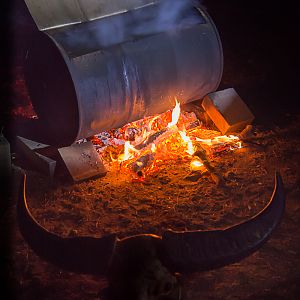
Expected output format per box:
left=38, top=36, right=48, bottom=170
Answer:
left=190, top=159, right=204, bottom=171
left=119, top=141, right=139, bottom=162
left=82, top=99, right=243, bottom=180
left=151, top=143, right=156, bottom=152
left=195, top=135, right=239, bottom=146
left=167, top=98, right=181, bottom=128
left=179, top=130, right=195, bottom=155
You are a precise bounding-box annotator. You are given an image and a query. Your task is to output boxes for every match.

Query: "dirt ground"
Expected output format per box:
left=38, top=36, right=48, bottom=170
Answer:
left=3, top=115, right=299, bottom=300
left=1, top=0, right=300, bottom=299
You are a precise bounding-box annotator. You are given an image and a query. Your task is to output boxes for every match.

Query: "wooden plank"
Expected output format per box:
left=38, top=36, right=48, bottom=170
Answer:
left=58, top=142, right=106, bottom=182
left=15, top=136, right=57, bottom=178
left=202, top=88, right=254, bottom=134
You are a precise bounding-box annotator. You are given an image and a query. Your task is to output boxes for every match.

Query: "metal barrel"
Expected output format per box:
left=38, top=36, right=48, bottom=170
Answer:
left=24, top=3, right=223, bottom=146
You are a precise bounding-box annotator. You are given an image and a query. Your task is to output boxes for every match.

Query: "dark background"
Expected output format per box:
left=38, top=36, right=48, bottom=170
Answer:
left=1, top=0, right=300, bottom=130
left=207, top=0, right=300, bottom=125
left=1, top=0, right=300, bottom=132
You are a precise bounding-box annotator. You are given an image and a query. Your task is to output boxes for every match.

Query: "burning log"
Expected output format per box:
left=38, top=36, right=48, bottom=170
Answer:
left=193, top=142, right=224, bottom=185
left=130, top=153, right=155, bottom=177
left=182, top=101, right=214, bottom=128
left=238, top=124, right=254, bottom=140
left=15, top=136, right=56, bottom=178
left=84, top=98, right=244, bottom=181
left=134, top=129, right=167, bottom=150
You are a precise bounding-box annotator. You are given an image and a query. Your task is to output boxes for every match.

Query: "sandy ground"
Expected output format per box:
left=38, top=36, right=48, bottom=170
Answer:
left=1, top=116, right=299, bottom=299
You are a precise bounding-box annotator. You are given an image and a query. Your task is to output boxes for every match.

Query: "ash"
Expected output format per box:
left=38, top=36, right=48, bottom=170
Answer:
left=9, top=117, right=300, bottom=299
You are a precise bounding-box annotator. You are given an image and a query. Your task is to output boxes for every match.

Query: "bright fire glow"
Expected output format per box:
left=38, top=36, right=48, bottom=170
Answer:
left=151, top=143, right=156, bottom=152
left=179, top=130, right=195, bottom=155
left=190, top=159, right=204, bottom=171
left=167, top=98, right=181, bottom=128
left=196, top=134, right=240, bottom=146
left=119, top=141, right=139, bottom=162
left=230, top=141, right=242, bottom=150
left=84, top=98, right=243, bottom=180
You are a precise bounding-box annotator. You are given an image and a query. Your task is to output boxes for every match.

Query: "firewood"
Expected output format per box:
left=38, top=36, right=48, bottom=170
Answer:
left=130, top=153, right=155, bottom=176
left=135, top=129, right=167, bottom=150
left=202, top=88, right=255, bottom=135
left=193, top=142, right=224, bottom=186
left=58, top=142, right=107, bottom=182
left=15, top=136, right=57, bottom=178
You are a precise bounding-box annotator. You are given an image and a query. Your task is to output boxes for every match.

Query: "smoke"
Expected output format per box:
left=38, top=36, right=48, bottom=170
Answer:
left=130, top=0, right=202, bottom=36
left=54, top=0, right=204, bottom=55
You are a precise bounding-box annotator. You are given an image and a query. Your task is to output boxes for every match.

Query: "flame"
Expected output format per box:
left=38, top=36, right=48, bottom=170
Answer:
left=167, top=98, right=181, bottom=128
left=151, top=143, right=156, bottom=152
left=119, top=141, right=139, bottom=162
left=149, top=115, right=160, bottom=131
left=88, top=97, right=243, bottom=179
left=190, top=159, right=204, bottom=171
left=230, top=140, right=242, bottom=150
left=179, top=130, right=195, bottom=155
left=196, top=134, right=240, bottom=146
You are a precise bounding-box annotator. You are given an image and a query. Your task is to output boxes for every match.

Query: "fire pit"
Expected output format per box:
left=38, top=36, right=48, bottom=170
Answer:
left=4, top=1, right=300, bottom=300
left=80, top=99, right=242, bottom=182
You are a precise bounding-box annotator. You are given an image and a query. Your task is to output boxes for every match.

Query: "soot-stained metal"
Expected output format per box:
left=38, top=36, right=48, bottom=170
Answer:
left=24, top=0, right=223, bottom=146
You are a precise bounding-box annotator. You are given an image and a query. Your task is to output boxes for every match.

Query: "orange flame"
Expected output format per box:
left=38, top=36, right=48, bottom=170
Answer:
left=195, top=134, right=240, bottom=146
left=95, top=97, right=243, bottom=179
left=167, top=98, right=181, bottom=128
left=119, top=141, right=139, bottom=162
left=179, top=130, right=195, bottom=155
left=151, top=143, right=156, bottom=152
left=190, top=159, right=204, bottom=171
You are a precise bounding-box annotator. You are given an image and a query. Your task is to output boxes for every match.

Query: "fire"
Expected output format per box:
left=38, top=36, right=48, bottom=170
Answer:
left=167, top=98, right=181, bottom=128
left=85, top=98, right=243, bottom=180
left=119, top=141, right=139, bottom=162
left=151, top=143, right=156, bottom=152
left=117, top=98, right=184, bottom=164
left=195, top=135, right=239, bottom=146
left=194, top=134, right=242, bottom=152
left=179, top=130, right=195, bottom=155
left=190, top=159, right=204, bottom=171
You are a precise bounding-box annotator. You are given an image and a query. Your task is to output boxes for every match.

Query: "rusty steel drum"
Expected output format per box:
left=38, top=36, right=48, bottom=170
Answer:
left=24, top=1, right=223, bottom=145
